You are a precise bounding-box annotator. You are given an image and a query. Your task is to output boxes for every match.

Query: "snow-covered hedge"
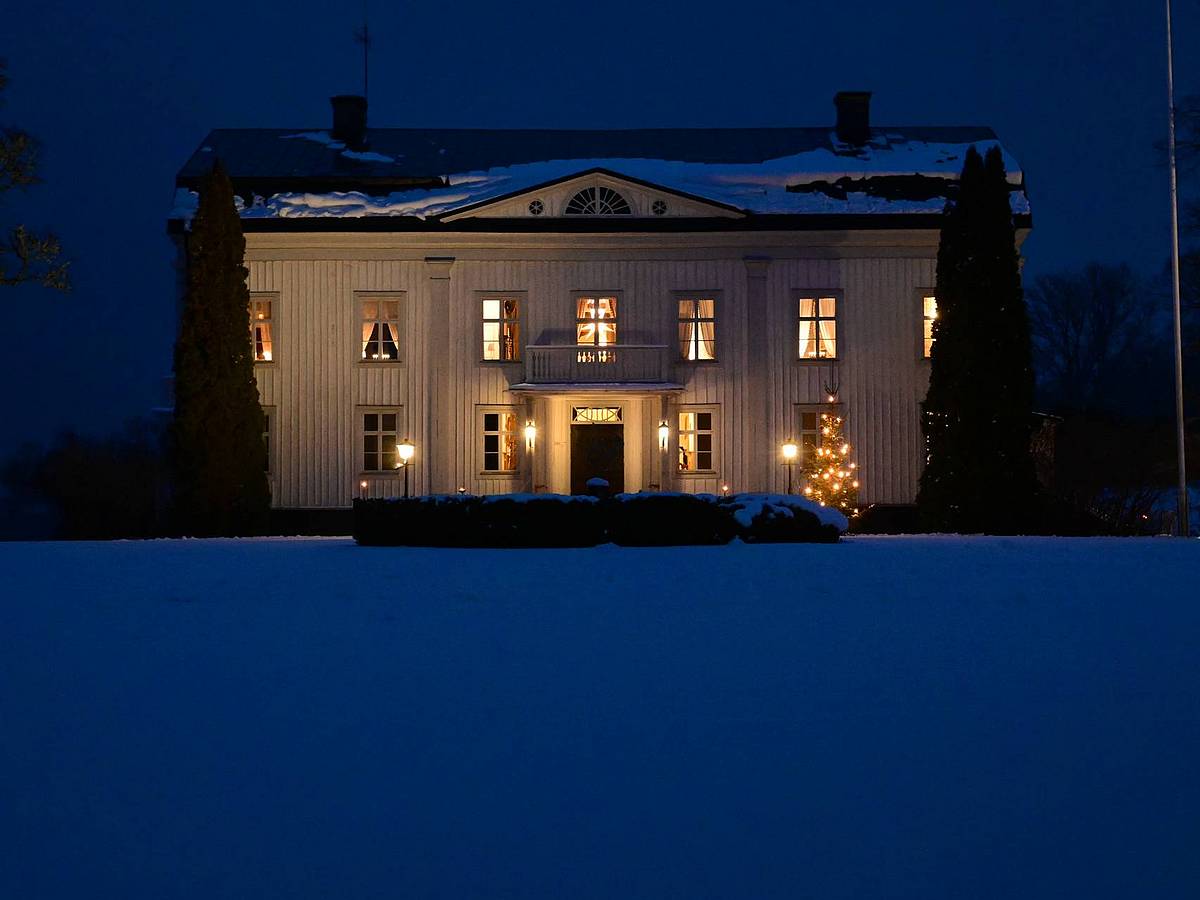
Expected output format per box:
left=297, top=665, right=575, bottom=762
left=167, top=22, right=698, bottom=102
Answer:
left=354, top=492, right=844, bottom=547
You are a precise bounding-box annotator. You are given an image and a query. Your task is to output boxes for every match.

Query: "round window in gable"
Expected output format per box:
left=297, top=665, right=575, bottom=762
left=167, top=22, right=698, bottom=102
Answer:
left=652, top=199, right=668, bottom=216
left=528, top=199, right=545, bottom=216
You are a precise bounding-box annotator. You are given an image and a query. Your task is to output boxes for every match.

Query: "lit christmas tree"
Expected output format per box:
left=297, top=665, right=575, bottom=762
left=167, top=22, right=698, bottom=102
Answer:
left=800, top=413, right=860, bottom=515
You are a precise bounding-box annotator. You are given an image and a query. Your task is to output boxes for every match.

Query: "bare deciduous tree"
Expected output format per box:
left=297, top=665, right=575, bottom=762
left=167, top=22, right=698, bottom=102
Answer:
left=0, top=60, right=69, bottom=290
left=1026, top=263, right=1154, bottom=414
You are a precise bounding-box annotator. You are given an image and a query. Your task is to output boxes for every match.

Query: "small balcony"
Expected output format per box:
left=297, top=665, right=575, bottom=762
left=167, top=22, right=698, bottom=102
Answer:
left=518, top=344, right=677, bottom=389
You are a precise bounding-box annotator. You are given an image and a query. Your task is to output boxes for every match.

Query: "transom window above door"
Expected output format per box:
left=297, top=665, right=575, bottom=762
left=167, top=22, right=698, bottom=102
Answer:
left=564, top=187, right=632, bottom=216
left=576, top=296, right=618, bottom=346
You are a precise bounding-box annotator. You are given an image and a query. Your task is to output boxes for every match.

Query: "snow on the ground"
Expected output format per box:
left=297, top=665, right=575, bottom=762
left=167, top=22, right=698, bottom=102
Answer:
left=2, top=536, right=1197, bottom=899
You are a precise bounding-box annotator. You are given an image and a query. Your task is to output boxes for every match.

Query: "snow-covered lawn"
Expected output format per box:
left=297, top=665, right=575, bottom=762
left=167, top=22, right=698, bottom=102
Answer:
left=2, top=536, right=1198, bottom=899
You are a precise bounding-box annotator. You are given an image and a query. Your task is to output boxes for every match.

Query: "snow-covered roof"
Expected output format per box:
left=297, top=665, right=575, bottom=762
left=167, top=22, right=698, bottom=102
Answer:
left=171, top=126, right=1030, bottom=226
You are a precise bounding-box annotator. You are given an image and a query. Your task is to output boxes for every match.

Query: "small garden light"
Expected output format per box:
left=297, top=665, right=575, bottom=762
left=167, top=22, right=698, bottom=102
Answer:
left=396, top=439, right=415, bottom=498
left=782, top=440, right=799, bottom=494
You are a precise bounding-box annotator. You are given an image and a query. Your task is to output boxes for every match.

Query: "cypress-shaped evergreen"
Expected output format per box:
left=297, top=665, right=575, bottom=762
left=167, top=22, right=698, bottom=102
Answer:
left=171, top=161, right=269, bottom=535
left=917, top=145, right=1038, bottom=533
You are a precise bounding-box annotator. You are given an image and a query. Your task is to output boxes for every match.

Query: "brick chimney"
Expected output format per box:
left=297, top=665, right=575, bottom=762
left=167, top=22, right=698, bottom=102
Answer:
left=834, top=91, right=872, bottom=145
left=330, top=95, right=367, bottom=149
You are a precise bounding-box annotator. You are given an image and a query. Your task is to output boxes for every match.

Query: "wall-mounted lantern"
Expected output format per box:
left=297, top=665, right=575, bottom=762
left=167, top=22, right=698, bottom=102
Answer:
left=524, top=420, right=537, bottom=452
left=657, top=420, right=670, bottom=452
left=359, top=479, right=368, bottom=500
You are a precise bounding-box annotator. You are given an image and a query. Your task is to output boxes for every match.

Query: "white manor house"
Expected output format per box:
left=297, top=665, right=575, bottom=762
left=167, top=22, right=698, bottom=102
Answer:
left=168, top=92, right=1031, bottom=509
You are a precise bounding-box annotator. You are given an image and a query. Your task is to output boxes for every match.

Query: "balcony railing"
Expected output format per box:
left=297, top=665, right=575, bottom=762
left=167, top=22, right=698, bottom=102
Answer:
left=524, top=344, right=671, bottom=384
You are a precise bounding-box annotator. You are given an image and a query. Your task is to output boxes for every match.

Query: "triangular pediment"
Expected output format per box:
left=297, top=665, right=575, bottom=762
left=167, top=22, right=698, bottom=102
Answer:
left=437, top=168, right=744, bottom=222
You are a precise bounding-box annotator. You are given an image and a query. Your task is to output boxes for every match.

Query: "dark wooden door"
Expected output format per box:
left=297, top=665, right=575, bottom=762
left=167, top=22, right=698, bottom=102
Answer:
left=570, top=424, right=624, bottom=495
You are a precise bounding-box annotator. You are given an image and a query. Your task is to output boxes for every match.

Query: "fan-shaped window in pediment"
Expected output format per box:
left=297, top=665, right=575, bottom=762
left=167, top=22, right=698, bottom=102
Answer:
left=564, top=186, right=632, bottom=216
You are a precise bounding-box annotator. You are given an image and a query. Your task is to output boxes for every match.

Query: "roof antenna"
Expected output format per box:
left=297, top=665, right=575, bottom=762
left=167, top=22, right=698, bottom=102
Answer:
left=353, top=2, right=371, bottom=101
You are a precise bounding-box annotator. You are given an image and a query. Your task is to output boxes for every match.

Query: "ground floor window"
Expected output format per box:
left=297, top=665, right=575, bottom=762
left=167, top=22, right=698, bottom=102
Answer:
left=262, top=408, right=273, bottom=472
left=678, top=408, right=716, bottom=472
left=796, top=404, right=842, bottom=463
left=362, top=410, right=400, bottom=472
left=481, top=409, right=519, bottom=473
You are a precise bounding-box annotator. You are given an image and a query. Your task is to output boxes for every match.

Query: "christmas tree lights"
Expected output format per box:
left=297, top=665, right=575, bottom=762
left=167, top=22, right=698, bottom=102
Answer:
left=799, top=413, right=860, bottom=515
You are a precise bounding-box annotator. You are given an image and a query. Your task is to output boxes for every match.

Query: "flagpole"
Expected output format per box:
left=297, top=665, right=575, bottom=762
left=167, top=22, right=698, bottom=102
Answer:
left=1166, top=0, right=1190, bottom=536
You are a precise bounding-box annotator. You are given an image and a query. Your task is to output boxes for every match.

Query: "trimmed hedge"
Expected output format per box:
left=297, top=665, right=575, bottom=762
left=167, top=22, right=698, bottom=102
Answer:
left=720, top=493, right=844, bottom=544
left=606, top=493, right=737, bottom=546
left=355, top=492, right=846, bottom=547
left=354, top=494, right=603, bottom=548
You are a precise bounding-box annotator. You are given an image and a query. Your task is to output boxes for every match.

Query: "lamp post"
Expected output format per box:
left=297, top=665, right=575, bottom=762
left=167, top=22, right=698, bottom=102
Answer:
left=396, top=439, right=415, bottom=498
left=781, top=440, right=798, bottom=495
left=1166, top=0, right=1190, bottom=536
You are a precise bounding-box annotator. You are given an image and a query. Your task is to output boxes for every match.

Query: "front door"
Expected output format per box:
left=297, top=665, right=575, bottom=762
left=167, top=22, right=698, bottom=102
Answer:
left=570, top=424, right=624, bottom=495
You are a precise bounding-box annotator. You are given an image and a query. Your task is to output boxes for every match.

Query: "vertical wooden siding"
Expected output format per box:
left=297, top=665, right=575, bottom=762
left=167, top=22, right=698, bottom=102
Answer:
left=248, top=243, right=934, bottom=508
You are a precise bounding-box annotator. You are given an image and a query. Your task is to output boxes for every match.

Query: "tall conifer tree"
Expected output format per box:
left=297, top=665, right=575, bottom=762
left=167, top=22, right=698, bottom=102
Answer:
left=917, top=145, right=1038, bottom=533
left=171, top=161, right=269, bottom=535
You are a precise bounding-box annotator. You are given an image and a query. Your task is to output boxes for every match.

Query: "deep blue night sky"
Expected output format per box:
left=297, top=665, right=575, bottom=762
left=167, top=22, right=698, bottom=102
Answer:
left=3, top=0, right=1198, bottom=452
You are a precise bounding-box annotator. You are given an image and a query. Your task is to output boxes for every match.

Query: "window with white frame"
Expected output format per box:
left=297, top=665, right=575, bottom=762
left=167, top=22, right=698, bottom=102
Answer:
left=798, top=295, right=837, bottom=359
left=250, top=296, right=274, bottom=361
left=678, top=297, right=716, bottom=360
left=481, top=409, right=519, bottom=473
left=262, top=409, right=272, bottom=472
left=360, top=296, right=401, bottom=361
left=362, top=410, right=400, bottom=472
left=922, top=293, right=937, bottom=358
left=482, top=297, right=521, bottom=361
left=576, top=295, right=618, bottom=347
left=797, top=405, right=825, bottom=461
left=678, top=409, right=716, bottom=472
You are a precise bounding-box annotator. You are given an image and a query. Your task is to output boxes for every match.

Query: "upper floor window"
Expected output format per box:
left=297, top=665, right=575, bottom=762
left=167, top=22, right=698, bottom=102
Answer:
left=362, top=410, right=399, bottom=472
left=678, top=297, right=716, bottom=360
left=678, top=409, right=716, bottom=473
left=481, top=410, right=519, bottom=473
left=250, top=297, right=273, bottom=361
left=922, top=294, right=937, bottom=358
left=482, top=297, right=520, bottom=361
left=361, top=297, right=401, bottom=361
left=798, top=295, right=837, bottom=359
left=565, top=187, right=632, bottom=216
left=576, top=296, right=618, bottom=347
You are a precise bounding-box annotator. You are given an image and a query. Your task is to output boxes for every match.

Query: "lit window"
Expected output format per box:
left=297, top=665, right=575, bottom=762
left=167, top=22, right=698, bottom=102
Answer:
left=362, top=411, right=399, bottom=472
left=678, top=410, right=715, bottom=472
left=798, top=296, right=837, bottom=359
left=923, top=294, right=937, bottom=358
left=482, top=411, right=519, bottom=472
left=482, top=297, right=520, bottom=361
left=564, top=187, right=631, bottom=216
left=576, top=296, right=618, bottom=347
left=677, top=298, right=716, bottom=360
left=250, top=297, right=273, bottom=361
left=361, top=298, right=401, bottom=361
